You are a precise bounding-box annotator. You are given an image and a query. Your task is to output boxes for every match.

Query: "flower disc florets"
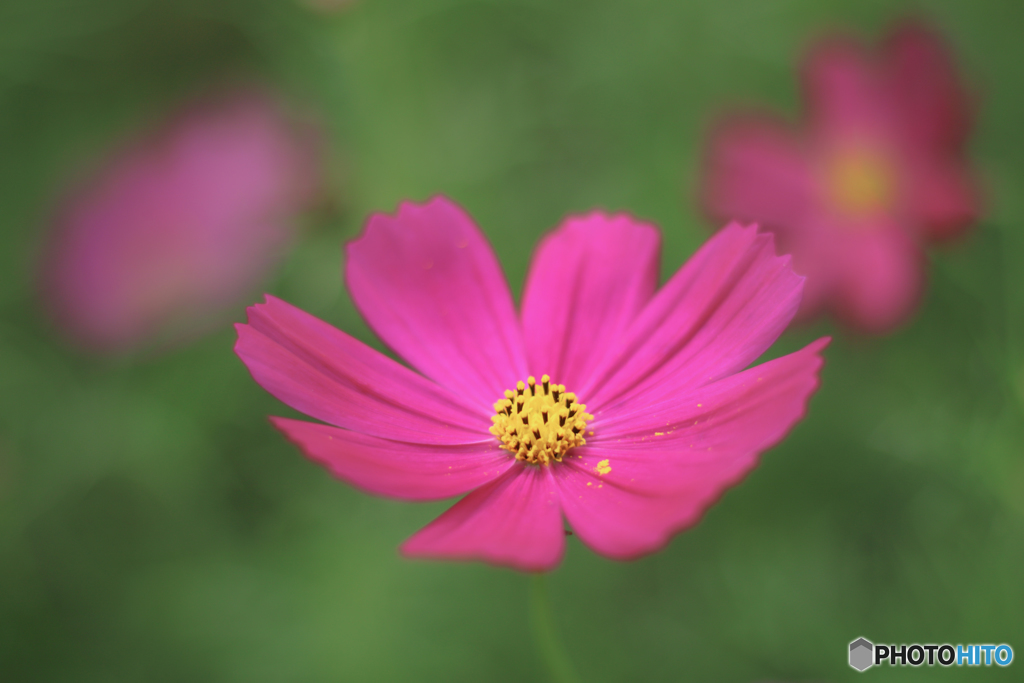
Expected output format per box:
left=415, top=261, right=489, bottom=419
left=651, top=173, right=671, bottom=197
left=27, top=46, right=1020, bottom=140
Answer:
left=489, top=374, right=593, bottom=465
left=826, top=147, right=898, bottom=218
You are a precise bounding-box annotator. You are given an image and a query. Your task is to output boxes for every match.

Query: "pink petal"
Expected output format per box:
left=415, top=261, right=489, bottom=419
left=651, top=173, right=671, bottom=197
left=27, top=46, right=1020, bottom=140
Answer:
left=904, top=159, right=980, bottom=242
left=593, top=337, right=829, bottom=453
left=883, top=20, right=972, bottom=155
left=235, top=295, right=489, bottom=444
left=271, top=417, right=513, bottom=501
left=556, top=338, right=827, bottom=559
left=833, top=227, right=923, bottom=333
left=802, top=37, right=889, bottom=141
left=520, top=212, right=660, bottom=391
left=702, top=115, right=817, bottom=233
left=554, top=466, right=704, bottom=561
left=346, top=197, right=528, bottom=408
left=581, top=223, right=804, bottom=413
left=400, top=464, right=564, bottom=571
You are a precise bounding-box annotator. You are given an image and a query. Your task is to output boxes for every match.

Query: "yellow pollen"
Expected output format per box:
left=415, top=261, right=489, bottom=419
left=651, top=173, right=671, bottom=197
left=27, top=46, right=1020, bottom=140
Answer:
left=827, top=146, right=898, bottom=218
left=489, top=374, right=594, bottom=466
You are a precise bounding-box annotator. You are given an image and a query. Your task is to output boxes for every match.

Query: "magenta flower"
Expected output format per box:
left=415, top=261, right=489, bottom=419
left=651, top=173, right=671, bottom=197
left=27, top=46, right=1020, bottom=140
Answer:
left=40, top=89, right=321, bottom=353
left=703, top=21, right=979, bottom=333
left=235, top=197, right=828, bottom=571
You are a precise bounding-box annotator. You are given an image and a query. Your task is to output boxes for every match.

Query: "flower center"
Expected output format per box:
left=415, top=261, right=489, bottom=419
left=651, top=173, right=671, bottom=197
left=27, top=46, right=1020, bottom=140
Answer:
left=826, top=146, right=898, bottom=218
left=489, top=374, right=593, bottom=466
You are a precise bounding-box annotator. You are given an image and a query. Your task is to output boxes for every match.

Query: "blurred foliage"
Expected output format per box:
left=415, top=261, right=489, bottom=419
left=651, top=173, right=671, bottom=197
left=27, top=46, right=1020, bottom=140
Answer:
left=2, top=0, right=1024, bottom=681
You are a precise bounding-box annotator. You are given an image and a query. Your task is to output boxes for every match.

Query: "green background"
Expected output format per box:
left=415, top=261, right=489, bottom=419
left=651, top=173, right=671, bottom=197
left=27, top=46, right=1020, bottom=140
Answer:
left=1, top=0, right=1022, bottom=680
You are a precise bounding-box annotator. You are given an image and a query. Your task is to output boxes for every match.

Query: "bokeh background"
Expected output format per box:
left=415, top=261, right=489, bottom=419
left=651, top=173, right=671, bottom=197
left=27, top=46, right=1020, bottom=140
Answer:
left=2, top=0, right=1023, bottom=680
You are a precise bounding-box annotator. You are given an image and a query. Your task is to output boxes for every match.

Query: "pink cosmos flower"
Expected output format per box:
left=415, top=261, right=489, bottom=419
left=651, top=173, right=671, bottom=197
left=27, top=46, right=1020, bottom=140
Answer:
left=235, top=197, right=828, bottom=571
left=703, top=21, right=979, bottom=333
left=40, top=89, right=321, bottom=353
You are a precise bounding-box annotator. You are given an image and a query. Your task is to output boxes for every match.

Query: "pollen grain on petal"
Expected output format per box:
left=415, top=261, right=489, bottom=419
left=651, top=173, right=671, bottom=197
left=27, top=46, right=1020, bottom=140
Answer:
left=488, top=373, right=593, bottom=465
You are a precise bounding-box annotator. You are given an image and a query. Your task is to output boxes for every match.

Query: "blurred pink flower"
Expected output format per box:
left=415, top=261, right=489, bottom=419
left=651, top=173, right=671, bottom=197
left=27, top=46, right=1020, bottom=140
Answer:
left=235, top=196, right=828, bottom=571
left=703, top=21, right=979, bottom=333
left=41, top=89, right=321, bottom=353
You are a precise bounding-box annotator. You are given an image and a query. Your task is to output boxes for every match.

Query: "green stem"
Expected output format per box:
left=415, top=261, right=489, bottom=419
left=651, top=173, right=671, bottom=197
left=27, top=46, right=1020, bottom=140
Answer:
left=529, top=573, right=581, bottom=683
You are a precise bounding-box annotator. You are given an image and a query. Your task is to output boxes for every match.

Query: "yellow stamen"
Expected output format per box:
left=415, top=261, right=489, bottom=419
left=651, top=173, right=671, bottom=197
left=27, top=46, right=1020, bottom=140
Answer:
left=489, top=373, right=594, bottom=466
left=827, top=146, right=898, bottom=218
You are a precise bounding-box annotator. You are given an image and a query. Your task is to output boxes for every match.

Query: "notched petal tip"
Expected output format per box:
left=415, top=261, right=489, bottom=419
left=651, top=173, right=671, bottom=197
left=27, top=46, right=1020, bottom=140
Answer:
left=562, top=334, right=829, bottom=561
left=719, top=219, right=760, bottom=233
left=745, top=223, right=807, bottom=292
left=342, top=195, right=460, bottom=256
left=719, top=220, right=793, bottom=262
left=387, top=195, right=459, bottom=224
left=560, top=209, right=660, bottom=232
left=237, top=293, right=277, bottom=324
left=231, top=321, right=250, bottom=354
left=721, top=220, right=807, bottom=299
left=581, top=217, right=810, bottom=406
left=343, top=193, right=528, bottom=407
left=521, top=209, right=663, bottom=390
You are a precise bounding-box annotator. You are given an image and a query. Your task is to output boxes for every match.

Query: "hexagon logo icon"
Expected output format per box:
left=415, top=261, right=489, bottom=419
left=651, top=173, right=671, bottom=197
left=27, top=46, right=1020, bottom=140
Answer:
left=849, top=638, right=874, bottom=671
